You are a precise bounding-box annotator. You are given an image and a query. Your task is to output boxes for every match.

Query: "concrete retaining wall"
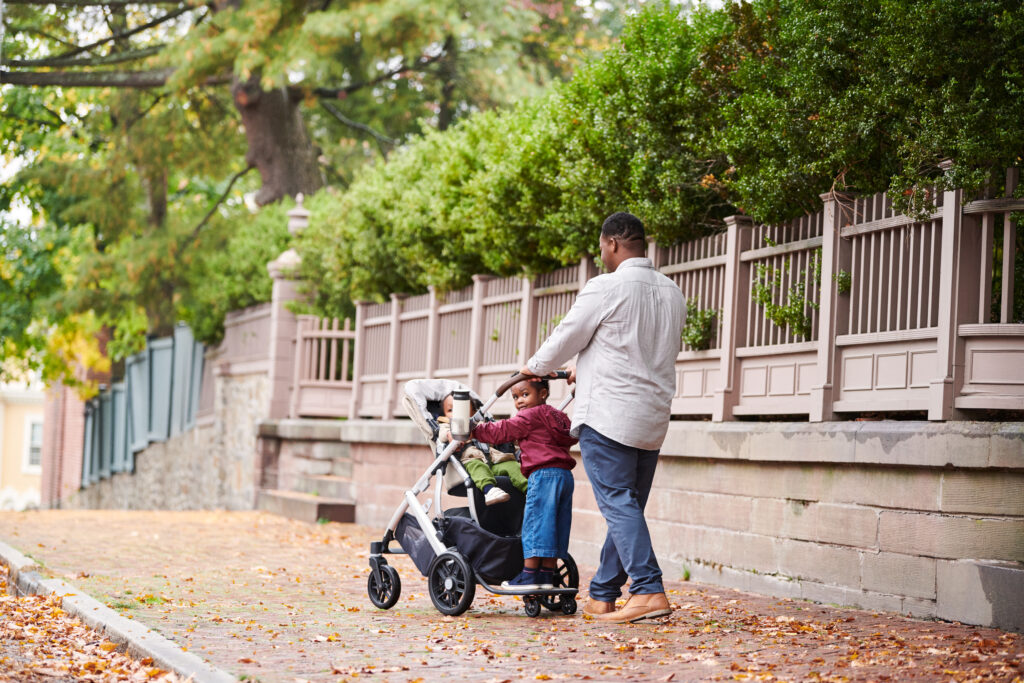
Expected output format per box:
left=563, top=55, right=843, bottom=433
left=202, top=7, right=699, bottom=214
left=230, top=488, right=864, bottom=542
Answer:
left=259, top=418, right=1024, bottom=631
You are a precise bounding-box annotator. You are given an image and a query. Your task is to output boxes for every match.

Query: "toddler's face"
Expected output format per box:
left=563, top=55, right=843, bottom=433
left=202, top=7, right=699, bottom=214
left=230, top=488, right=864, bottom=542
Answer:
left=510, top=381, right=547, bottom=411
left=442, top=395, right=454, bottom=418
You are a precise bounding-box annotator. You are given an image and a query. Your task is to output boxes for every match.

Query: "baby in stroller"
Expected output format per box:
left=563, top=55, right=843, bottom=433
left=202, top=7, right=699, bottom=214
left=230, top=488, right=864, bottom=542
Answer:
left=438, top=393, right=527, bottom=505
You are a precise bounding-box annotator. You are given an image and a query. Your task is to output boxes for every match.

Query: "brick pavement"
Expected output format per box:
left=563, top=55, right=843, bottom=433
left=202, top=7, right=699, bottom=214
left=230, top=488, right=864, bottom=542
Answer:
left=0, top=510, right=1019, bottom=683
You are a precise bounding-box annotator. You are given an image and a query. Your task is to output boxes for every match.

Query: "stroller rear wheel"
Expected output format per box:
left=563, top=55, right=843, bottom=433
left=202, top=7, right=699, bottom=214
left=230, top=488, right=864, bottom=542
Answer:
left=367, top=564, right=401, bottom=610
left=428, top=551, right=476, bottom=616
left=541, top=554, right=580, bottom=613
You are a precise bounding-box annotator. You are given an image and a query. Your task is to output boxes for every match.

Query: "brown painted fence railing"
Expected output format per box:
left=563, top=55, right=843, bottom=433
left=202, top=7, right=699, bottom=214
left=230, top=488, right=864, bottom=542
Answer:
left=290, top=315, right=355, bottom=418
left=291, top=172, right=1024, bottom=422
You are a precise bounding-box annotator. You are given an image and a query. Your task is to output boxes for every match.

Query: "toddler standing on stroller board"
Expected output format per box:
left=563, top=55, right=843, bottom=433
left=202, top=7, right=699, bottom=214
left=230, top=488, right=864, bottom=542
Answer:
left=472, top=377, right=577, bottom=591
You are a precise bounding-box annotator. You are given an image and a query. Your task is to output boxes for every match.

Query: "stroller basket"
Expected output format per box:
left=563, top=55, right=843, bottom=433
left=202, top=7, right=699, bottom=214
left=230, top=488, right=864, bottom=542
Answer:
left=396, top=512, right=524, bottom=585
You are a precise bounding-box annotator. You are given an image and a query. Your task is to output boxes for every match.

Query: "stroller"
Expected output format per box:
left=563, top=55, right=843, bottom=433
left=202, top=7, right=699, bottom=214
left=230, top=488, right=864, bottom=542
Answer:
left=366, top=372, right=579, bottom=617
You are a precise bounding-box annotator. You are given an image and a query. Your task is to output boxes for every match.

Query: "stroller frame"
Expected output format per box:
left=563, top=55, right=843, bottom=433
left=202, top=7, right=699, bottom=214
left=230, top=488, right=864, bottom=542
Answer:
left=367, top=372, right=580, bottom=617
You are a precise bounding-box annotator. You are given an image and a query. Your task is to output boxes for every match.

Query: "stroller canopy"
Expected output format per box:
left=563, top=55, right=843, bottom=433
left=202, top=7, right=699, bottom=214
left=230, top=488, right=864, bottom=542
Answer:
left=402, top=378, right=485, bottom=443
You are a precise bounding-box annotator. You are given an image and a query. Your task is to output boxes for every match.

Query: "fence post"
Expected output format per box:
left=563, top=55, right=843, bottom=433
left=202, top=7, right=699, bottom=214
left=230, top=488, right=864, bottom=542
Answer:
left=578, top=254, right=598, bottom=289
left=713, top=215, right=754, bottom=422
left=349, top=301, right=367, bottom=419
left=265, top=196, right=310, bottom=420
left=467, top=275, right=491, bottom=390
left=810, top=192, right=854, bottom=421
left=288, top=316, right=306, bottom=418
left=1000, top=168, right=1020, bottom=323
left=517, top=275, right=536, bottom=367
left=930, top=161, right=971, bottom=420
left=646, top=236, right=663, bottom=269
left=383, top=293, right=404, bottom=419
left=426, top=286, right=440, bottom=378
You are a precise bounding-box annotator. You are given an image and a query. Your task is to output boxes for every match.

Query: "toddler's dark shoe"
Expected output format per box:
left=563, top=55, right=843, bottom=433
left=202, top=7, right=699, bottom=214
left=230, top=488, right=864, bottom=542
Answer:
left=501, top=570, right=542, bottom=591
left=536, top=569, right=554, bottom=589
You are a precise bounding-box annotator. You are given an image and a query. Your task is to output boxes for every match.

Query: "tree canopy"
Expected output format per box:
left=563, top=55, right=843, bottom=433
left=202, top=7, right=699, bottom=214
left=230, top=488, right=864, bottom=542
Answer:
left=3, top=0, right=1023, bottom=389
left=1, top=0, right=633, bottom=387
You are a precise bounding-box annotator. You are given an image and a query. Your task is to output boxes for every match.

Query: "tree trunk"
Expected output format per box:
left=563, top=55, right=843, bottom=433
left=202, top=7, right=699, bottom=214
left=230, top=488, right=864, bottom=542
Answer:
left=438, top=35, right=458, bottom=132
left=232, top=76, right=323, bottom=205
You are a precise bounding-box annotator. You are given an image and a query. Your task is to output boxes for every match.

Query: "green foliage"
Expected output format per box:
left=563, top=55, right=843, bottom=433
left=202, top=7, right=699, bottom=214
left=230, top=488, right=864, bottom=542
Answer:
left=833, top=270, right=852, bottom=296
left=6, top=0, right=1024, bottom=377
left=178, top=201, right=293, bottom=345
left=681, top=298, right=719, bottom=351
left=299, top=3, right=734, bottom=311
left=301, top=0, right=1024, bottom=319
left=700, top=0, right=1024, bottom=222
left=1, top=0, right=633, bottom=381
left=751, top=249, right=821, bottom=340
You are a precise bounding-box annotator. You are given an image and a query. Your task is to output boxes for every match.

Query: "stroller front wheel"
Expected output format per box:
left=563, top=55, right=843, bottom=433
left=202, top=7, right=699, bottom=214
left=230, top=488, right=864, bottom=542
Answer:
left=427, top=551, right=476, bottom=616
left=367, top=564, right=402, bottom=610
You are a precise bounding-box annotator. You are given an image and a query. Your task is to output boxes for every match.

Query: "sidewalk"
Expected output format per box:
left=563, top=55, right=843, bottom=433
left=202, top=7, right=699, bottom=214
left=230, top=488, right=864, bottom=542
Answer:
left=0, top=510, right=1019, bottom=683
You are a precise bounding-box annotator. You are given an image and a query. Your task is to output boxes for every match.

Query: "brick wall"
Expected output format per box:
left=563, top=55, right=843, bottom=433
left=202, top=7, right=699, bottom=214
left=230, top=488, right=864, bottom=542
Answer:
left=40, top=383, right=85, bottom=508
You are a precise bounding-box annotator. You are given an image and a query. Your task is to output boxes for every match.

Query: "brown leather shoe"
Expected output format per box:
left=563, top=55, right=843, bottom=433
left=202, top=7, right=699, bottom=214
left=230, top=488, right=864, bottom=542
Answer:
left=594, top=592, right=672, bottom=624
left=582, top=598, right=616, bottom=616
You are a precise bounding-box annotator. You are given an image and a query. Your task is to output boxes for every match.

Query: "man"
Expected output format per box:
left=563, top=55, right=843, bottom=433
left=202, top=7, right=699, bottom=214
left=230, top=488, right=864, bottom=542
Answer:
left=519, top=211, right=685, bottom=624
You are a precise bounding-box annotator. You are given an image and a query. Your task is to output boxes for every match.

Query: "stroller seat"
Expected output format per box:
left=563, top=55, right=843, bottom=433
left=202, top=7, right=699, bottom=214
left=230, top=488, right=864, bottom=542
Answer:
left=402, top=378, right=524, bottom=537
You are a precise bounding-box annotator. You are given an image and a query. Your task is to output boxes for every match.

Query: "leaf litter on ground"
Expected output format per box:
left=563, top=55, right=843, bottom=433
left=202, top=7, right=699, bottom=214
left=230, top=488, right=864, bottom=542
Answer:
left=0, top=566, right=188, bottom=682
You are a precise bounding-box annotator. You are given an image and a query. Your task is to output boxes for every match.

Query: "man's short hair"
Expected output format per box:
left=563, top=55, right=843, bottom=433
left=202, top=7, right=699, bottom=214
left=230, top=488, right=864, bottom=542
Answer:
left=601, top=211, right=646, bottom=244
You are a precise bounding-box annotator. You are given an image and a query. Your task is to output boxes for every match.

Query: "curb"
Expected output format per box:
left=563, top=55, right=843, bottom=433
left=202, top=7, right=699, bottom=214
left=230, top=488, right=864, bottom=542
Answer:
left=0, top=539, right=237, bottom=683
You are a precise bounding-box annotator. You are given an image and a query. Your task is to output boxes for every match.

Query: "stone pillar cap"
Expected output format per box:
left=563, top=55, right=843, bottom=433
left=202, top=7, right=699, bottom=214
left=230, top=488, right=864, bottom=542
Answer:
left=288, top=194, right=310, bottom=236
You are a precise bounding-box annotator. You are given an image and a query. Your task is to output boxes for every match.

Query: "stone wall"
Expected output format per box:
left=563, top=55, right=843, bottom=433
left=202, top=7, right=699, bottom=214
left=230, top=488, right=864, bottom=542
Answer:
left=264, top=418, right=1024, bottom=632
left=62, top=372, right=269, bottom=511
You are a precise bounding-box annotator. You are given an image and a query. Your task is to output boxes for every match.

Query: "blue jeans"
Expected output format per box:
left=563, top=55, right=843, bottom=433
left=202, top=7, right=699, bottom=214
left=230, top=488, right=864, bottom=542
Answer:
left=578, top=425, right=663, bottom=600
left=521, top=467, right=574, bottom=558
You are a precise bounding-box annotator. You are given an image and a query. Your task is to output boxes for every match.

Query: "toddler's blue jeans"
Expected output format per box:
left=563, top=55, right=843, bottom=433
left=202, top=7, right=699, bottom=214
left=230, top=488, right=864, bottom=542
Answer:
left=521, top=467, right=574, bottom=558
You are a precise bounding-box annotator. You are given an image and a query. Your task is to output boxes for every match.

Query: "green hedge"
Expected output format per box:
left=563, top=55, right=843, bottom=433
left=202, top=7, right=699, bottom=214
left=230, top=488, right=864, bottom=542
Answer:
left=287, top=0, right=1023, bottom=317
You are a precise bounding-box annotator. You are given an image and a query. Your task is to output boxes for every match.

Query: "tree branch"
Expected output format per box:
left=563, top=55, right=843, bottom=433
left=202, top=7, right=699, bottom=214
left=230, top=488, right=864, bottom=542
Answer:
left=6, top=44, right=165, bottom=68
left=313, top=52, right=445, bottom=99
left=320, top=101, right=396, bottom=154
left=5, top=26, right=82, bottom=50
left=0, top=67, right=231, bottom=89
left=188, top=164, right=256, bottom=243
left=0, top=68, right=174, bottom=88
left=0, top=112, right=62, bottom=128
left=4, top=0, right=184, bottom=6
left=44, top=4, right=193, bottom=63
left=124, top=93, right=166, bottom=131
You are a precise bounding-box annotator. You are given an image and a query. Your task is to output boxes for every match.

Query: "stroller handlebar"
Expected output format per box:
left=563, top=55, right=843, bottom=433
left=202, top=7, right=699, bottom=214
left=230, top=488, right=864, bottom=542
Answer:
left=494, top=370, right=571, bottom=398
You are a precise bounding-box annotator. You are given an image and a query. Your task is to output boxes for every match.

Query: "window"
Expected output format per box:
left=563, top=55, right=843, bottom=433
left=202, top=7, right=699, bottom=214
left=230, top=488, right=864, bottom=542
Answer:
left=24, top=419, right=42, bottom=473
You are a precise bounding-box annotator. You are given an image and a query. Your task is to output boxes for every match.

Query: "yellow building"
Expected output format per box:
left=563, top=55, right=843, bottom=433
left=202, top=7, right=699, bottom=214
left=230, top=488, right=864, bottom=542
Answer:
left=0, top=380, right=45, bottom=510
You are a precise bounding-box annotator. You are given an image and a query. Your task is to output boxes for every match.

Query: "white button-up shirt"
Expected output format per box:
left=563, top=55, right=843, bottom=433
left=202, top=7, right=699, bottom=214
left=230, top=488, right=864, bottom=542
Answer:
left=527, top=257, right=685, bottom=450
